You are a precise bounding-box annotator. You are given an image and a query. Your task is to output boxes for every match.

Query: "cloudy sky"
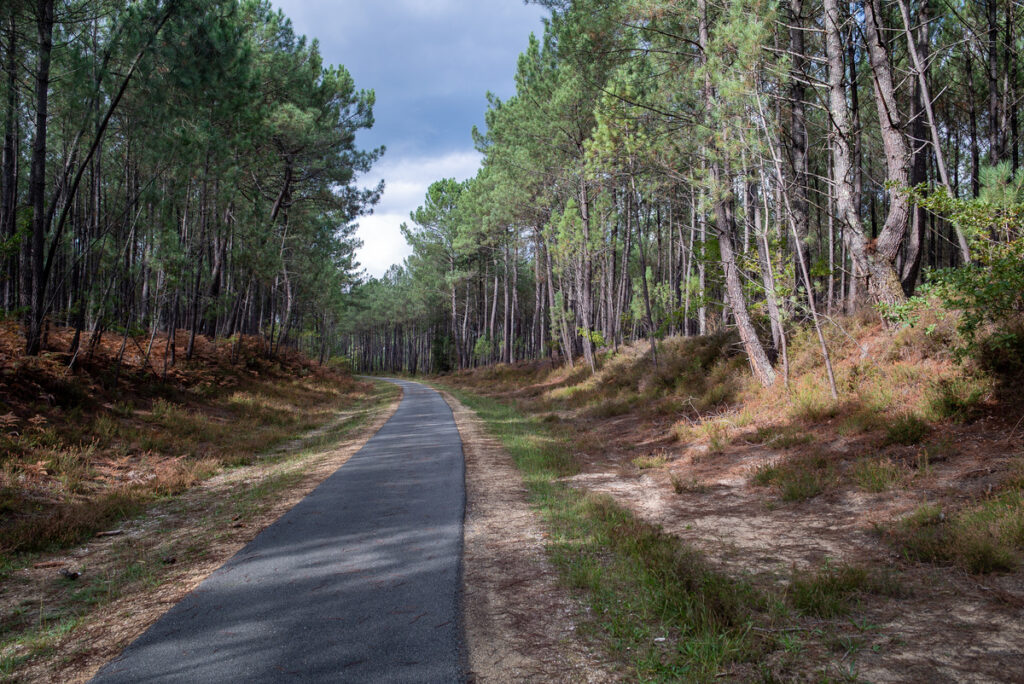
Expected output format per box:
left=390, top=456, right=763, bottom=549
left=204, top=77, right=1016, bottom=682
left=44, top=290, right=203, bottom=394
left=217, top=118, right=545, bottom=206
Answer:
left=272, top=0, right=548, bottom=278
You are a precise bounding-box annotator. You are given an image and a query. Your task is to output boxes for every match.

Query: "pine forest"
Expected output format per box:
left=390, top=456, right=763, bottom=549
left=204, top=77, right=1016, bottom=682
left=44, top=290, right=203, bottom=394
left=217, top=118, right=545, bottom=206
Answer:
left=3, top=1, right=1024, bottom=680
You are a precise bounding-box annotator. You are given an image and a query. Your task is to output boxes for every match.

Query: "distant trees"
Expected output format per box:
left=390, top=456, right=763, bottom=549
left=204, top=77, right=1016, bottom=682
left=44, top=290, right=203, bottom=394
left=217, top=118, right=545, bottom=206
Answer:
left=4, top=1, right=1019, bottom=380
left=0, top=0, right=379, bottom=360
left=343, top=0, right=1023, bottom=382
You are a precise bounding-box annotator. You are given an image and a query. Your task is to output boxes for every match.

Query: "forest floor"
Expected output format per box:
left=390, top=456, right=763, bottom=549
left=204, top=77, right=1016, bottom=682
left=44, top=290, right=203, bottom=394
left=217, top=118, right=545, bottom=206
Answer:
left=435, top=314, right=1024, bottom=682
left=0, top=322, right=400, bottom=681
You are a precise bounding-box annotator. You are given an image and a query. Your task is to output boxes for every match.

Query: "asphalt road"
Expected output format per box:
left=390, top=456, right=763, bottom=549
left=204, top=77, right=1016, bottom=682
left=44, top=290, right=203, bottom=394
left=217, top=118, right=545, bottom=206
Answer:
left=92, top=378, right=466, bottom=683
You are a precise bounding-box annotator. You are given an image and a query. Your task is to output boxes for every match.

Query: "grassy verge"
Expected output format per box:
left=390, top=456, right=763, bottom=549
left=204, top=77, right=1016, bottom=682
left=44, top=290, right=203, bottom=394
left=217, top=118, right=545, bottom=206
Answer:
left=437, top=385, right=771, bottom=681
left=885, top=483, right=1024, bottom=574
left=787, top=559, right=906, bottom=618
left=1, top=361, right=375, bottom=555
left=0, top=380, right=399, bottom=680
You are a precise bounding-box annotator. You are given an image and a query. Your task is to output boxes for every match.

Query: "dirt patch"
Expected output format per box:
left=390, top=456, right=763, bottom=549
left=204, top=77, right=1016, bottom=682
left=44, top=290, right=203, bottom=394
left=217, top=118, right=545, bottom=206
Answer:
left=4, top=386, right=401, bottom=683
left=440, top=391, right=616, bottom=683
left=554, top=418, right=1024, bottom=680
left=441, top=341, right=1024, bottom=681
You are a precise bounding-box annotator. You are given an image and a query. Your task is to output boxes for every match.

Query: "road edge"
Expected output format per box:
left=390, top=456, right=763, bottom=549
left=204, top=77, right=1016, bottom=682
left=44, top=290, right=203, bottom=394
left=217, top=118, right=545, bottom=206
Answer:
left=438, top=389, right=614, bottom=683
left=60, top=381, right=404, bottom=683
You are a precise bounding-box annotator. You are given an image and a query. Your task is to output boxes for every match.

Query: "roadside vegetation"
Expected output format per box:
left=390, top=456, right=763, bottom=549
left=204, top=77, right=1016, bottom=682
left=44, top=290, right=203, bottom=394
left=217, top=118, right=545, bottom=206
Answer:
left=440, top=387, right=773, bottom=681
left=0, top=321, right=398, bottom=680
left=434, top=300, right=1024, bottom=680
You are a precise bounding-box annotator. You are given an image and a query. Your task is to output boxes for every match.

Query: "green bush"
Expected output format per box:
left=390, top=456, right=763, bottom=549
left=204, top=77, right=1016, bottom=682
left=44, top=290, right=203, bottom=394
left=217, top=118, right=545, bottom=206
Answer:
left=751, top=452, right=834, bottom=502
left=788, top=561, right=868, bottom=617
left=884, top=412, right=930, bottom=445
left=928, top=375, right=990, bottom=421
left=887, top=495, right=1024, bottom=574
left=898, top=165, right=1024, bottom=366
left=852, top=457, right=904, bottom=492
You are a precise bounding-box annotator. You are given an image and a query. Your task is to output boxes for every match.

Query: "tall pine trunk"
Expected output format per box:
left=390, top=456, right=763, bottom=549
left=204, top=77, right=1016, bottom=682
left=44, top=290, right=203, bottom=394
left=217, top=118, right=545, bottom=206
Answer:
left=25, top=0, right=54, bottom=355
left=698, top=0, right=776, bottom=386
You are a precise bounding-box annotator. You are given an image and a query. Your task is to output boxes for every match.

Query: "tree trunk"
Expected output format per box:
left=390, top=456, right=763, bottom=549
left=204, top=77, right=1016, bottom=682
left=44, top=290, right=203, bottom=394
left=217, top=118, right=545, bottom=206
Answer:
left=699, top=0, right=776, bottom=386
left=25, top=0, right=54, bottom=355
left=788, top=0, right=811, bottom=286
left=1, top=10, right=17, bottom=311
left=861, top=0, right=911, bottom=308
left=966, top=46, right=981, bottom=197
left=578, top=179, right=596, bottom=373
left=632, top=185, right=658, bottom=368
left=901, top=0, right=930, bottom=293
left=988, top=0, right=1001, bottom=163
left=895, top=0, right=970, bottom=268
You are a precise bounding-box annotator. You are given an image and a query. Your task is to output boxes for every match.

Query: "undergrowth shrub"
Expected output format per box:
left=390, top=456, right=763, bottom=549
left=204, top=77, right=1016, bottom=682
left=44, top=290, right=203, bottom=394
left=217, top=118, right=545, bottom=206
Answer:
left=888, top=303, right=961, bottom=361
left=752, top=452, right=835, bottom=501
left=0, top=488, right=149, bottom=553
left=977, top=320, right=1024, bottom=380
left=645, top=331, right=740, bottom=401
left=852, top=457, right=904, bottom=492
left=887, top=495, right=1024, bottom=573
left=927, top=374, right=991, bottom=421
left=837, top=405, right=883, bottom=435
left=585, top=394, right=636, bottom=419
left=788, top=561, right=868, bottom=617
left=790, top=380, right=840, bottom=422
left=898, top=169, right=1024, bottom=374
left=632, top=454, right=668, bottom=469
left=884, top=412, right=931, bottom=445
left=788, top=559, right=904, bottom=617
left=670, top=420, right=696, bottom=443
left=699, top=420, right=732, bottom=454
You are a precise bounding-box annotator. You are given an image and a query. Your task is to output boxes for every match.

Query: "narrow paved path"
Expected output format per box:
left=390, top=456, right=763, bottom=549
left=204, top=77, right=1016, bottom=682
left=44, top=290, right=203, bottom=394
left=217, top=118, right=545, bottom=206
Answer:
left=93, top=379, right=466, bottom=683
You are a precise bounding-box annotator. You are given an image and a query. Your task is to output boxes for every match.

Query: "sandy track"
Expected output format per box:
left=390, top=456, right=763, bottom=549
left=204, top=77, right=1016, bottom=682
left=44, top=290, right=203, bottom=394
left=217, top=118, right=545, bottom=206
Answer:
left=441, top=391, right=616, bottom=683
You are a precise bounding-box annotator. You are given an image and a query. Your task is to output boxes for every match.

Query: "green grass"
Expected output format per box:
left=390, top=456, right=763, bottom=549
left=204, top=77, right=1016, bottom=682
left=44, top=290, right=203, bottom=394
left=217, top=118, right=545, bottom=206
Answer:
left=752, top=453, right=835, bottom=502
left=887, top=492, right=1024, bottom=573
left=790, top=382, right=840, bottom=422
left=0, top=549, right=163, bottom=678
left=837, top=406, right=884, bottom=436
left=787, top=559, right=906, bottom=619
left=747, top=425, right=814, bottom=448
left=0, top=616, right=82, bottom=678
left=852, top=457, right=904, bottom=492
left=632, top=454, right=668, bottom=469
left=438, top=386, right=768, bottom=681
left=883, top=412, right=931, bottom=446
left=788, top=561, right=869, bottom=618
left=671, top=475, right=709, bottom=494
left=699, top=420, right=731, bottom=454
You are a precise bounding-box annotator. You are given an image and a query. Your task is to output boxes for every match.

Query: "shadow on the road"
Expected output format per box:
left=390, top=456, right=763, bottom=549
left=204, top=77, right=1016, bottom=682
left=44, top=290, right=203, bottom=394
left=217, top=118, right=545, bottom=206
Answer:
left=93, top=379, right=466, bottom=683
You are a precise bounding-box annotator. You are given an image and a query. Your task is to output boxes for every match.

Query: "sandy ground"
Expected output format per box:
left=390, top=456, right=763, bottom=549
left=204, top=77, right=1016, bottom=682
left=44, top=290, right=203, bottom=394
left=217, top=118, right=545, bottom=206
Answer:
left=564, top=428, right=1024, bottom=682
left=441, top=391, right=617, bottom=683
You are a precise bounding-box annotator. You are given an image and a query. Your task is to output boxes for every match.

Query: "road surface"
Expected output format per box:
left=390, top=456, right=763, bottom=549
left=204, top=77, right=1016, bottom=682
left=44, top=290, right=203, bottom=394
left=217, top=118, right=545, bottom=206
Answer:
left=92, top=378, right=466, bottom=683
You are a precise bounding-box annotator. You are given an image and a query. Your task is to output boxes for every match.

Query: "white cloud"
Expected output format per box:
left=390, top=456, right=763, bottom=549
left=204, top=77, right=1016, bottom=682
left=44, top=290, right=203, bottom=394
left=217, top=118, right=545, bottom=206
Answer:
left=268, top=1, right=543, bottom=278
left=355, top=149, right=482, bottom=278
left=352, top=212, right=410, bottom=278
